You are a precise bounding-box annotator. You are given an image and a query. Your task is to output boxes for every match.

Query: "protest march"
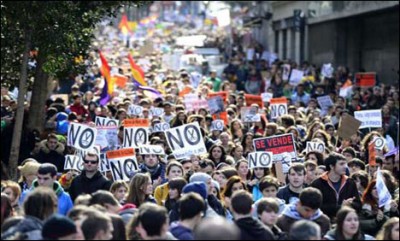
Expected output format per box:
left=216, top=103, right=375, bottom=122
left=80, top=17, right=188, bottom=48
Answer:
left=1, top=1, right=399, bottom=241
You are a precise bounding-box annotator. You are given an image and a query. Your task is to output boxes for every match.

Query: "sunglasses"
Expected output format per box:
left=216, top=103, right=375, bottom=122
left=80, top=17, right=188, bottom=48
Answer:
left=83, top=160, right=98, bottom=165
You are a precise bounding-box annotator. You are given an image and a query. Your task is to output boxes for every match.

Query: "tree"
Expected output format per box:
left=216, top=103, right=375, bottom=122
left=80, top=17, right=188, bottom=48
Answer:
left=1, top=1, right=150, bottom=179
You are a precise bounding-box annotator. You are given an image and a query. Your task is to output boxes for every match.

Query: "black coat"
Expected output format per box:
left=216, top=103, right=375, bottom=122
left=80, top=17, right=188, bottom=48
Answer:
left=69, top=171, right=112, bottom=201
left=235, top=217, right=275, bottom=240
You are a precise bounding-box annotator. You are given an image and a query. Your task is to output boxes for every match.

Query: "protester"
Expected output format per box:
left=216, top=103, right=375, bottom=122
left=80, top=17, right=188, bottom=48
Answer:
left=194, top=216, right=240, bottom=240
left=289, top=220, right=321, bottom=240
left=375, top=217, right=399, bottom=240
left=42, top=214, right=78, bottom=240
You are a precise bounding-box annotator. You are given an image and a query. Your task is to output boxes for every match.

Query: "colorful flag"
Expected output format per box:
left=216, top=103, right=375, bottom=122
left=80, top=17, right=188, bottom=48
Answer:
left=128, top=54, right=147, bottom=86
left=137, top=85, right=162, bottom=100
left=339, top=79, right=353, bottom=98
left=99, top=51, right=114, bottom=106
left=118, top=14, right=131, bottom=35
left=376, top=168, right=392, bottom=207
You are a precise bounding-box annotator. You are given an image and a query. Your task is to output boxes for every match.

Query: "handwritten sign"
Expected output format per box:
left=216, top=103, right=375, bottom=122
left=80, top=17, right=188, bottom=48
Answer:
left=354, top=110, right=382, bottom=129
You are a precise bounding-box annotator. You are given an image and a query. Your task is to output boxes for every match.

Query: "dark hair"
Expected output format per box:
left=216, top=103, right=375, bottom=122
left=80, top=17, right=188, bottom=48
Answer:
left=288, top=163, right=306, bottom=176
left=362, top=179, right=378, bottom=207
left=281, top=114, right=295, bottom=127
left=348, top=158, right=366, bottom=170
left=335, top=207, right=362, bottom=240
left=257, top=197, right=280, bottom=215
left=166, top=161, right=183, bottom=177
left=81, top=208, right=112, bottom=240
left=305, top=151, right=324, bottom=166
left=222, top=176, right=247, bottom=199
left=89, top=190, right=119, bottom=207
left=24, top=187, right=57, bottom=220
left=38, top=163, right=58, bottom=177
left=220, top=168, right=239, bottom=180
left=179, top=193, right=205, bottom=220
left=304, top=161, right=317, bottom=171
left=208, top=144, right=227, bottom=165
left=299, top=187, right=323, bottom=210
left=231, top=190, right=253, bottom=215
left=289, top=220, right=321, bottom=240
left=350, top=171, right=369, bottom=190
left=342, top=147, right=356, bottom=158
left=1, top=193, right=13, bottom=226
left=259, top=176, right=279, bottom=192
left=324, top=153, right=346, bottom=172
left=137, top=203, right=168, bottom=237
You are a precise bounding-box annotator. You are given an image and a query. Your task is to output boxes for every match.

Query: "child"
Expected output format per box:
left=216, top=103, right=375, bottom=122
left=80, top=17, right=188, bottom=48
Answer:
left=110, top=180, right=129, bottom=205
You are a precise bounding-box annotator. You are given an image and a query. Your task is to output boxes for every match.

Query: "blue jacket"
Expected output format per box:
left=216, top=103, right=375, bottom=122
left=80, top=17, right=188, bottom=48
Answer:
left=20, top=180, right=73, bottom=216
left=169, top=222, right=194, bottom=240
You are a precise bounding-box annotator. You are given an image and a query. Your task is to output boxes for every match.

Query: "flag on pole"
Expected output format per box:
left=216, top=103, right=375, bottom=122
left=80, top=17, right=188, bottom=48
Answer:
left=118, top=14, right=131, bottom=35
left=128, top=54, right=147, bottom=86
left=339, top=78, right=353, bottom=98
left=376, top=168, right=392, bottom=208
left=137, top=85, right=162, bottom=100
left=99, top=51, right=114, bottom=106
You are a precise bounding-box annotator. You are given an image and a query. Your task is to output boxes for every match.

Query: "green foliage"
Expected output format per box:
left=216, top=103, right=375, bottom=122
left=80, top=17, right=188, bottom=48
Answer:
left=1, top=1, right=150, bottom=84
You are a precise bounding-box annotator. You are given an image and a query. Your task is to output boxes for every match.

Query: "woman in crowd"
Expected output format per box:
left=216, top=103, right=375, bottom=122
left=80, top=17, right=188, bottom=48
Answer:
left=17, top=159, right=40, bottom=193
left=375, top=217, right=399, bottom=240
left=126, top=173, right=155, bottom=208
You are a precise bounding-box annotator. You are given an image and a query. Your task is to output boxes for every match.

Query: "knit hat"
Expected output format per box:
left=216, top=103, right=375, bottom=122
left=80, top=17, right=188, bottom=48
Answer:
left=189, top=172, right=212, bottom=184
left=211, top=180, right=220, bottom=192
left=42, top=214, right=77, bottom=240
left=182, top=182, right=208, bottom=200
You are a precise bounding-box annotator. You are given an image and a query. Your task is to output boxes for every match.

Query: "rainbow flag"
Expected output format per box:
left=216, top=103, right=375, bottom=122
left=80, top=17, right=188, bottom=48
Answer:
left=128, top=53, right=147, bottom=86
left=99, top=51, right=114, bottom=106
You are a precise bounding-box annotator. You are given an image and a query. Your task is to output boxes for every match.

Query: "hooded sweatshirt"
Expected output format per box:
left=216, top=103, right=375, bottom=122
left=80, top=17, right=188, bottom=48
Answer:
left=276, top=201, right=331, bottom=236
left=234, top=217, right=274, bottom=240
left=20, top=180, right=73, bottom=216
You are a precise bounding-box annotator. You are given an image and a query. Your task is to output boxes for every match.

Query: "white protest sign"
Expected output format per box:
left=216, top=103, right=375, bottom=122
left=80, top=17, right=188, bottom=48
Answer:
left=321, top=63, right=334, bottom=78
left=282, top=64, right=291, bottom=81
left=165, top=122, right=207, bottom=160
left=95, top=116, right=119, bottom=127
left=275, top=152, right=293, bottom=174
left=128, top=104, right=143, bottom=116
left=67, top=123, right=98, bottom=151
left=208, top=96, right=224, bottom=115
left=372, top=136, right=386, bottom=150
left=211, top=120, right=224, bottom=131
left=270, top=98, right=288, bottom=119
left=317, top=95, right=334, bottom=115
left=261, top=51, right=269, bottom=61
left=99, top=153, right=110, bottom=172
left=247, top=152, right=273, bottom=169
left=289, top=69, right=304, bottom=86
left=306, top=142, right=325, bottom=153
left=246, top=48, right=255, bottom=61
left=95, top=127, right=119, bottom=151
left=261, top=93, right=273, bottom=102
left=150, top=107, right=165, bottom=117
left=64, top=155, right=84, bottom=171
left=152, top=122, right=170, bottom=133
left=139, top=145, right=165, bottom=155
left=107, top=148, right=139, bottom=182
left=376, top=169, right=392, bottom=207
left=241, top=107, right=261, bottom=123
left=354, top=110, right=382, bottom=129
left=123, top=127, right=149, bottom=148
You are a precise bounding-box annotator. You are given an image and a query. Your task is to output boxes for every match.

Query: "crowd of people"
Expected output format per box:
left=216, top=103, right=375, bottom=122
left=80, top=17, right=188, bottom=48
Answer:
left=1, top=7, right=399, bottom=241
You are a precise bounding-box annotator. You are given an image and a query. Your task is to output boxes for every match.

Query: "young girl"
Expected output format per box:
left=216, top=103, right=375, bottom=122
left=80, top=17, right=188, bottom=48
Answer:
left=110, top=180, right=129, bottom=205
left=247, top=167, right=270, bottom=202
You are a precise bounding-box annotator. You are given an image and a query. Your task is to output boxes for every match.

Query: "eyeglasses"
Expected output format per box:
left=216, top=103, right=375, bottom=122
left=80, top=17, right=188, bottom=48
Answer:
left=83, top=160, right=98, bottom=165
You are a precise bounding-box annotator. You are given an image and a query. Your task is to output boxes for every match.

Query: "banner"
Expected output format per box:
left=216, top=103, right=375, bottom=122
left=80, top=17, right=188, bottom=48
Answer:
left=67, top=123, right=98, bottom=151
left=376, top=169, right=392, bottom=207
left=354, top=110, right=382, bottom=129
left=247, top=152, right=273, bottom=169
left=270, top=97, right=288, bottom=119
left=355, top=72, right=376, bottom=88
left=123, top=119, right=150, bottom=127
left=253, top=133, right=296, bottom=173
left=317, top=95, right=334, bottom=111
left=245, top=94, right=264, bottom=108
left=165, top=122, right=207, bottom=160
left=337, top=114, right=362, bottom=139
left=107, top=148, right=138, bottom=181
left=95, top=116, right=119, bottom=127
left=289, top=69, right=304, bottom=86
left=127, top=104, right=143, bottom=116
left=208, top=96, right=224, bottom=115
left=211, top=120, right=224, bottom=131
left=306, top=142, right=325, bottom=153
left=208, top=92, right=228, bottom=103
left=241, top=107, right=260, bottom=123
left=139, top=145, right=165, bottom=155
left=123, top=127, right=149, bottom=148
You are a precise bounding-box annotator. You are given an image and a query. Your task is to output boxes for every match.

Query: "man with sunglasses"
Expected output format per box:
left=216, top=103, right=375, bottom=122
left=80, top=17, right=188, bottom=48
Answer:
left=69, top=152, right=112, bottom=201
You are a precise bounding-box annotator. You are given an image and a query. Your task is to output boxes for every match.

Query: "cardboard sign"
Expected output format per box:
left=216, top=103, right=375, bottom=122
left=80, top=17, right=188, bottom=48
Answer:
left=372, top=137, right=386, bottom=150
left=128, top=104, right=143, bottom=116
left=274, top=161, right=286, bottom=184
left=95, top=116, right=119, bottom=127
left=241, top=107, right=260, bottom=123
left=248, top=152, right=273, bottom=169
left=139, top=145, right=165, bottom=155
left=213, top=112, right=228, bottom=126
left=289, top=69, right=304, bottom=86
left=337, top=114, right=362, bottom=140
left=208, top=96, right=224, bottom=115
left=67, top=123, right=98, bottom=151
left=317, top=96, right=334, bottom=110
left=261, top=92, right=273, bottom=102
left=354, top=110, right=382, bottom=129
left=368, top=142, right=376, bottom=166
left=253, top=133, right=296, bottom=173
left=123, top=127, right=149, bottom=148
left=245, top=94, right=264, bottom=108
left=270, top=97, right=288, bottom=119
left=64, top=155, right=84, bottom=171
left=150, top=107, right=164, bottom=117
left=306, top=142, right=325, bottom=153
left=107, top=148, right=138, bottom=181
left=355, top=72, right=376, bottom=88
left=95, top=127, right=119, bottom=150
left=152, top=122, right=170, bottom=133
left=211, top=120, right=224, bottom=131
left=165, top=122, right=207, bottom=160
left=123, top=119, right=150, bottom=127
left=208, top=92, right=228, bottom=103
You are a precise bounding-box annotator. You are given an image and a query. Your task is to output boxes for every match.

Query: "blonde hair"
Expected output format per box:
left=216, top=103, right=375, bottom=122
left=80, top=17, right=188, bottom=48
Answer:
left=376, top=217, right=399, bottom=240
left=17, top=161, right=40, bottom=183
